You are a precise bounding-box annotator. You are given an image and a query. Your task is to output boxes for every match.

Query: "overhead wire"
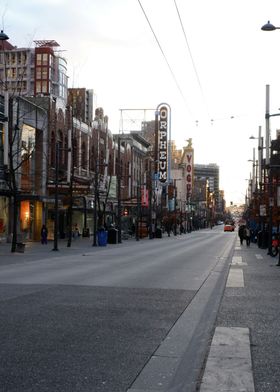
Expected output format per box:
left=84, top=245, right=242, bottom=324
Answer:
left=173, top=0, right=210, bottom=122
left=137, top=0, right=193, bottom=117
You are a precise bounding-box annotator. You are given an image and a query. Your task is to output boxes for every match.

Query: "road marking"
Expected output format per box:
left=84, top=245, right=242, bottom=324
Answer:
left=200, top=327, right=255, bottom=391
left=226, top=268, right=244, bottom=287
left=231, top=256, right=247, bottom=266
left=255, top=254, right=263, bottom=260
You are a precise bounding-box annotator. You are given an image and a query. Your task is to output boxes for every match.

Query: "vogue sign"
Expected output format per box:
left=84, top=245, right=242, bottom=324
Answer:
left=158, top=106, right=168, bottom=183
left=186, top=153, right=193, bottom=199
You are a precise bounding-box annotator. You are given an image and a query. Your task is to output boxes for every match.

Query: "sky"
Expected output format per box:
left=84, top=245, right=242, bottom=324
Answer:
left=2, top=0, right=280, bottom=206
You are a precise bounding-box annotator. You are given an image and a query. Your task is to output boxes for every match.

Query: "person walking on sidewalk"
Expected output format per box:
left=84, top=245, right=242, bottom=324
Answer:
left=245, top=226, right=251, bottom=246
left=41, top=224, right=48, bottom=245
left=238, top=225, right=245, bottom=245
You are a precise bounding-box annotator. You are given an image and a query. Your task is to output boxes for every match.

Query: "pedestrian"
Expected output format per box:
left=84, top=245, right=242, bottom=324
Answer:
left=238, top=225, right=245, bottom=245
left=41, top=224, right=48, bottom=245
left=245, top=226, right=251, bottom=246
left=73, top=223, right=80, bottom=238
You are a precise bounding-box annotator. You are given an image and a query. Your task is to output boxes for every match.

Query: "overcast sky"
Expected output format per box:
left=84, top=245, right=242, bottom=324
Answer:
left=2, top=0, right=280, bottom=205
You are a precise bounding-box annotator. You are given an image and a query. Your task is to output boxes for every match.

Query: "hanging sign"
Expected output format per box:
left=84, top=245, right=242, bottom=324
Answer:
left=158, top=105, right=168, bottom=183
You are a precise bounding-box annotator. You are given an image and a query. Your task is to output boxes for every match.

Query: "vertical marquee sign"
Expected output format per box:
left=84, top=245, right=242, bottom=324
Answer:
left=184, top=138, right=194, bottom=202
left=158, top=105, right=168, bottom=183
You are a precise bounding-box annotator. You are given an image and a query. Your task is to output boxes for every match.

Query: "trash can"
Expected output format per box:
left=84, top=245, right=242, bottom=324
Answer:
left=97, top=230, right=108, bottom=246
left=107, top=228, right=118, bottom=244
left=16, top=242, right=25, bottom=253
left=155, top=228, right=162, bottom=238
left=82, top=228, right=90, bottom=237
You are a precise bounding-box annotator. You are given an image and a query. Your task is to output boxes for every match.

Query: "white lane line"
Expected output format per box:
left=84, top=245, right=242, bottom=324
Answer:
left=200, top=327, right=255, bottom=391
left=226, top=268, right=244, bottom=287
left=231, top=256, right=247, bottom=266
left=255, top=254, right=263, bottom=260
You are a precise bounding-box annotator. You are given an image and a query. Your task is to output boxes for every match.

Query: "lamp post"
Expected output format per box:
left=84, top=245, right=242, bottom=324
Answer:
left=117, top=135, right=122, bottom=243
left=261, top=21, right=280, bottom=31
left=0, top=30, right=9, bottom=170
left=93, top=157, right=99, bottom=246
left=53, top=141, right=59, bottom=251
left=261, top=22, right=280, bottom=258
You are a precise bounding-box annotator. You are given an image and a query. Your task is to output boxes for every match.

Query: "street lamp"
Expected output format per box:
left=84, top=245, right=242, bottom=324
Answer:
left=261, top=21, right=280, bottom=31
left=0, top=30, right=9, bottom=41
left=53, top=141, right=59, bottom=251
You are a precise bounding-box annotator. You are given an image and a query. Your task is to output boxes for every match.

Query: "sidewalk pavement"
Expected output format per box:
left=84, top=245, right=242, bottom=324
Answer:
left=0, top=232, right=170, bottom=266
left=199, top=238, right=280, bottom=392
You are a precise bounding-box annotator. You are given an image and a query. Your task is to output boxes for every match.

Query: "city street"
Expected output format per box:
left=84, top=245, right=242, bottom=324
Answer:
left=1, top=226, right=280, bottom=391
left=0, top=226, right=234, bottom=391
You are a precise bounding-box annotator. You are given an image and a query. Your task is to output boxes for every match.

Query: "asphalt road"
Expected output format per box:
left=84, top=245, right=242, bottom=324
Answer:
left=0, top=227, right=236, bottom=391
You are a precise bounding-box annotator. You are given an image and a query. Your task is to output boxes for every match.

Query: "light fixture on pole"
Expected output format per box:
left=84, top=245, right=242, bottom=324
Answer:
left=0, top=30, right=9, bottom=41
left=261, top=21, right=280, bottom=31
left=53, top=141, right=59, bottom=251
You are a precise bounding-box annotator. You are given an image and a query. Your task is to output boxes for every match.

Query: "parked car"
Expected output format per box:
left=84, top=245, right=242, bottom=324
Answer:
left=224, top=224, right=235, bottom=232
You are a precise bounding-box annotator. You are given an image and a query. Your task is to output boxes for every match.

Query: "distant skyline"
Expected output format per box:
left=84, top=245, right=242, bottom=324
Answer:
left=2, top=0, right=280, bottom=205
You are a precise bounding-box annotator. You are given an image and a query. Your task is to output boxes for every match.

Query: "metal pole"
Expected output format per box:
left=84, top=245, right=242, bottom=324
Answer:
left=136, top=177, right=140, bottom=241
left=265, top=84, right=270, bottom=166
left=53, top=142, right=59, bottom=251
left=268, top=174, right=273, bottom=255
left=93, top=159, right=98, bottom=246
left=154, top=110, right=159, bottom=233
left=117, top=136, right=122, bottom=243
left=174, top=180, right=177, bottom=235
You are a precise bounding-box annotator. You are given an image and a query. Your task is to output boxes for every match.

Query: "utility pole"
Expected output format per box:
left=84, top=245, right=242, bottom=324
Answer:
left=93, top=157, right=99, bottom=246
left=53, top=141, right=59, bottom=251
left=117, top=135, right=122, bottom=243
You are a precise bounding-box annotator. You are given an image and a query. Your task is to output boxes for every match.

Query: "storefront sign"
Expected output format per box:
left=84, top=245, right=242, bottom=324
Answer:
left=186, top=153, right=193, bottom=199
left=158, top=106, right=168, bottom=183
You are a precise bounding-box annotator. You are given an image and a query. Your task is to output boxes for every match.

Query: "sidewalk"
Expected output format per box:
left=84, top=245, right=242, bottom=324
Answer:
left=0, top=232, right=170, bottom=266
left=199, top=239, right=280, bottom=392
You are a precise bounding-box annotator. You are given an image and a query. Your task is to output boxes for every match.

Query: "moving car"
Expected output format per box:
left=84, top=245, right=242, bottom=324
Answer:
left=224, top=223, right=235, bottom=232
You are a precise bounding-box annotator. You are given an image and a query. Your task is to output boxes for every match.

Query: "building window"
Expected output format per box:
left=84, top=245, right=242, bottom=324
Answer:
left=81, top=142, right=86, bottom=169
left=36, top=69, right=42, bottom=79
left=36, top=81, right=41, bottom=94
left=42, top=67, right=48, bottom=79
left=41, top=81, right=48, bottom=93
left=42, top=53, right=48, bottom=66
left=36, top=53, right=42, bottom=66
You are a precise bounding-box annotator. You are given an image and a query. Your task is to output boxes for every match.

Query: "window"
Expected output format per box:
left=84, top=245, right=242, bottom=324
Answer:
left=36, top=81, right=41, bottom=94
left=81, top=142, right=86, bottom=169
left=41, top=81, right=48, bottom=93
left=42, top=67, right=48, bottom=79
left=36, top=69, right=42, bottom=79
left=36, top=53, right=42, bottom=65
left=42, top=53, right=48, bottom=66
